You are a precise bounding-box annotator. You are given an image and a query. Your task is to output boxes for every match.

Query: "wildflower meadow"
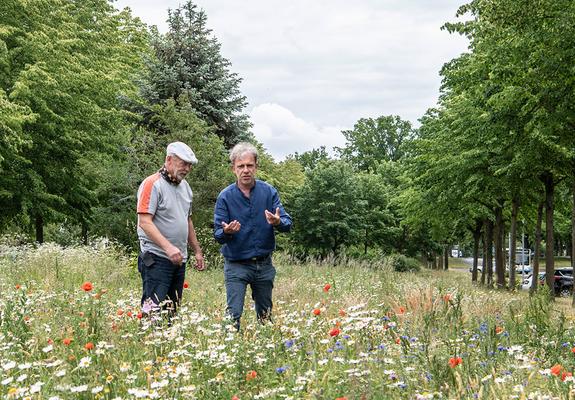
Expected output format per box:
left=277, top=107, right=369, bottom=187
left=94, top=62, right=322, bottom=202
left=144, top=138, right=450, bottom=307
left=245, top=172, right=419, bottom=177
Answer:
left=1, top=242, right=575, bottom=399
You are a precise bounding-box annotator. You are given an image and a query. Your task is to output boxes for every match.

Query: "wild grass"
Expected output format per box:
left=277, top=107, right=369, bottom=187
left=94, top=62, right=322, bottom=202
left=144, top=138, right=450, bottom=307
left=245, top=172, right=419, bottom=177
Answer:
left=1, top=243, right=575, bottom=399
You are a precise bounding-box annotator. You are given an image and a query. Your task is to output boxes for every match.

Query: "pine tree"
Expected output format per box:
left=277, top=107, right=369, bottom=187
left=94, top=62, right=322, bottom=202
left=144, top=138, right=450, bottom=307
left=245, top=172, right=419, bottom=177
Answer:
left=140, top=1, right=251, bottom=147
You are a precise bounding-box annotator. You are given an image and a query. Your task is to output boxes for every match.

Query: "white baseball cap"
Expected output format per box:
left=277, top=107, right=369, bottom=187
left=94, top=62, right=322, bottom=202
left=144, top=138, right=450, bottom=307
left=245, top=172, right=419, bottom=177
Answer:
left=167, top=142, right=198, bottom=164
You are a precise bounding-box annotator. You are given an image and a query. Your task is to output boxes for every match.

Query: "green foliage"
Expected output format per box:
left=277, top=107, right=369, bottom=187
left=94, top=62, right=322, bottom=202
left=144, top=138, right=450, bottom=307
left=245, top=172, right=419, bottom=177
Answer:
left=140, top=1, right=251, bottom=147
left=290, top=161, right=362, bottom=257
left=387, top=253, right=421, bottom=272
left=337, top=115, right=413, bottom=171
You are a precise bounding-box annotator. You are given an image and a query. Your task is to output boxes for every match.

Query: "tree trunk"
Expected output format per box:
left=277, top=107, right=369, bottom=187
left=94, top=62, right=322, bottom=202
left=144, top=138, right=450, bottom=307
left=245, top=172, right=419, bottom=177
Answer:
left=543, top=172, right=555, bottom=297
left=471, top=220, right=482, bottom=283
left=509, top=198, right=519, bottom=290
left=494, top=205, right=506, bottom=289
left=364, top=229, right=368, bottom=255
left=572, top=180, right=575, bottom=306
left=82, top=221, right=88, bottom=246
left=35, top=214, right=44, bottom=244
left=485, top=219, right=494, bottom=286
left=438, top=253, right=443, bottom=270
left=443, top=245, right=449, bottom=271
left=531, top=201, right=544, bottom=295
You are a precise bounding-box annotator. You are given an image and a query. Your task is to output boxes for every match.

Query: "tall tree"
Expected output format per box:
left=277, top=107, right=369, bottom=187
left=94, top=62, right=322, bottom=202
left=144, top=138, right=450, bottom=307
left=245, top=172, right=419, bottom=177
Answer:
left=0, top=0, right=148, bottom=241
left=140, top=1, right=251, bottom=147
left=337, top=115, right=413, bottom=172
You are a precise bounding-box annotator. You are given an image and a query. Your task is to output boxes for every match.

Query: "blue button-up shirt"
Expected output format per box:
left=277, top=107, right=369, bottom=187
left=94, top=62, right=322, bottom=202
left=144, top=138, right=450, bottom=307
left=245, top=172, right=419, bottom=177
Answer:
left=214, top=180, right=292, bottom=261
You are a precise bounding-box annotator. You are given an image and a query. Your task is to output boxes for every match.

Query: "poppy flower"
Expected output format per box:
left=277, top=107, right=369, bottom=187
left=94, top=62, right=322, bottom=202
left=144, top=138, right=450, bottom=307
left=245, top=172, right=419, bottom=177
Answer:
left=313, top=308, right=321, bottom=316
left=448, top=357, right=463, bottom=368
left=442, top=294, right=451, bottom=302
left=395, top=338, right=401, bottom=345
left=63, top=338, right=73, bottom=346
left=81, top=282, right=93, bottom=292
left=84, top=342, right=95, bottom=351
left=246, top=370, right=257, bottom=381
left=339, top=309, right=346, bottom=317
left=335, top=397, right=348, bottom=400
left=562, top=371, right=572, bottom=381
left=495, top=326, right=504, bottom=334
left=117, top=309, right=124, bottom=316
left=551, top=364, right=562, bottom=376
left=232, top=396, right=240, bottom=400
left=127, top=311, right=133, bottom=318
left=15, top=284, right=21, bottom=290
left=183, top=281, right=189, bottom=289
left=323, top=283, right=331, bottom=292
left=137, top=312, right=143, bottom=320
left=329, top=328, right=340, bottom=337
left=47, top=338, right=54, bottom=345
left=397, top=306, right=405, bottom=314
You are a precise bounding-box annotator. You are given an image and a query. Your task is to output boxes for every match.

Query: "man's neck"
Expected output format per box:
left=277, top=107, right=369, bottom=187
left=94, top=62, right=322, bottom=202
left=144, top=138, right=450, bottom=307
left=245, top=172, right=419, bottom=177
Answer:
left=237, top=180, right=255, bottom=197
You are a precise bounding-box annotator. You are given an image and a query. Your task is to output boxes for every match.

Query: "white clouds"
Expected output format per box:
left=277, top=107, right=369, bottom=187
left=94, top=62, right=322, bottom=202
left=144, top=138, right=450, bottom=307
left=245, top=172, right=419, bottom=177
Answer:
left=250, top=103, right=346, bottom=161
left=113, top=0, right=470, bottom=161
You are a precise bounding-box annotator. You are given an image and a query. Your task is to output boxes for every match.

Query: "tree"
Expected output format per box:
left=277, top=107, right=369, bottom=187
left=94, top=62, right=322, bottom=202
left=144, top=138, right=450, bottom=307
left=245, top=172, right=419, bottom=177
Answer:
left=139, top=1, right=251, bottom=147
left=337, top=115, right=413, bottom=172
left=291, top=161, right=361, bottom=258
left=0, top=0, right=148, bottom=241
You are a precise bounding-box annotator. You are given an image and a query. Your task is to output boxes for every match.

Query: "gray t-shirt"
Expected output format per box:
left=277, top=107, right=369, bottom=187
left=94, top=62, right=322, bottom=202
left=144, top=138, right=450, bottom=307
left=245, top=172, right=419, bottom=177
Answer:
left=137, top=173, right=193, bottom=261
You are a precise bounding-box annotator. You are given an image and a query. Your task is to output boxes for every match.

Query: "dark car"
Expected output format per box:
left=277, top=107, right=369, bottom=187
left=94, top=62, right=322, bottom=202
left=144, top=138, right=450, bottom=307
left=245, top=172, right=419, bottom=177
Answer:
left=521, top=268, right=573, bottom=297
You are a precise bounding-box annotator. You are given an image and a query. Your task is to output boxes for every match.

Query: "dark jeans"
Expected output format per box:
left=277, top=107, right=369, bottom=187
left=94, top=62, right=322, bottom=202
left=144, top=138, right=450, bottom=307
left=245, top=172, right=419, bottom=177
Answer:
left=138, top=251, right=186, bottom=315
left=224, top=256, right=276, bottom=328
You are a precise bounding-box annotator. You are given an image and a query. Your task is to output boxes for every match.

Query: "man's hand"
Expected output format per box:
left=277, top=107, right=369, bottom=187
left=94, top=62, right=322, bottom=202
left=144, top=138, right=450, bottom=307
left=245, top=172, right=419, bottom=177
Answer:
left=265, top=208, right=281, bottom=226
left=166, top=244, right=183, bottom=265
left=222, top=220, right=241, bottom=234
left=194, top=252, right=206, bottom=271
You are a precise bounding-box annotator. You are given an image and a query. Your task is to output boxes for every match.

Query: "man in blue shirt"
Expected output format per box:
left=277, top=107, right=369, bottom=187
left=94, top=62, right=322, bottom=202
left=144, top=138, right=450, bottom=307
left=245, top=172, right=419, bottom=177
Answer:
left=214, top=142, right=292, bottom=329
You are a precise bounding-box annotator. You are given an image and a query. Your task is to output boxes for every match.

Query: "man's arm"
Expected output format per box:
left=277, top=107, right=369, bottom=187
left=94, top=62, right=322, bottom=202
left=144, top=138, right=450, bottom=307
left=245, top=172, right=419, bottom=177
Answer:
left=214, top=195, right=237, bottom=243
left=188, top=218, right=205, bottom=270
left=138, top=213, right=183, bottom=265
left=271, top=189, right=292, bottom=232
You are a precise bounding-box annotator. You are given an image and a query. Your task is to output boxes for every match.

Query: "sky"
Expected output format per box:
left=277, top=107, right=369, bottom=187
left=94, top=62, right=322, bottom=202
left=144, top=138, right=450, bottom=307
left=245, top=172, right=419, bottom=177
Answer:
left=113, top=0, right=470, bottom=161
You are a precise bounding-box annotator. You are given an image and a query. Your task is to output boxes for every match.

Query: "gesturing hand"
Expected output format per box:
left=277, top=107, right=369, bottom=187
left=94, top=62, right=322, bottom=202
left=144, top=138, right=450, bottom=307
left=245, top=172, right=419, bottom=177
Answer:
left=222, top=220, right=241, bottom=234
left=265, top=207, right=281, bottom=226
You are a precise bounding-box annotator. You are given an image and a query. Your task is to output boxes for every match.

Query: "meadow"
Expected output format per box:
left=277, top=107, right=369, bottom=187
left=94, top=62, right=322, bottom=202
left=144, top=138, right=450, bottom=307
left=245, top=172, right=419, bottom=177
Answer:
left=1, top=242, right=575, bottom=399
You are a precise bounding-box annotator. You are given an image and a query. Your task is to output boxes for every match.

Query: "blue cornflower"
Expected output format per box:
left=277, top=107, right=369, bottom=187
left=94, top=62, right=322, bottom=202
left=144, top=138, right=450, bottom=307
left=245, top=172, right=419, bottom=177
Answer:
left=276, top=366, right=288, bottom=374
left=284, top=339, right=294, bottom=349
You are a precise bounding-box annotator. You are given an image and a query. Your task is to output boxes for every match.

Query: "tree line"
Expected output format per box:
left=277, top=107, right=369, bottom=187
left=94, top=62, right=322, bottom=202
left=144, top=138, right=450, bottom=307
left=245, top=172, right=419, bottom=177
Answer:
left=1, top=0, right=574, bottom=288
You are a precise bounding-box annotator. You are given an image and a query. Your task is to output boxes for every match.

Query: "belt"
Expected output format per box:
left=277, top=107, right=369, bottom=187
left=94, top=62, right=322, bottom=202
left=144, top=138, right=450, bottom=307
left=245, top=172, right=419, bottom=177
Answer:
left=231, top=254, right=270, bottom=263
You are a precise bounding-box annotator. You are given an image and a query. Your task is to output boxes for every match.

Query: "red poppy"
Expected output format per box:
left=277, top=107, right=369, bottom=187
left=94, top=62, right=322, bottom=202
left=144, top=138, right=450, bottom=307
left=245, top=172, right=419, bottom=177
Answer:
left=232, top=396, right=240, bottom=400
left=15, top=284, right=21, bottom=290
left=63, top=338, right=73, bottom=346
left=313, top=308, right=321, bottom=316
left=183, top=281, right=189, bottom=289
left=395, top=338, right=401, bottom=345
left=562, top=371, right=572, bottom=381
left=551, top=364, right=562, bottom=376
left=442, top=294, right=451, bottom=302
left=117, top=309, right=124, bottom=316
left=81, top=282, right=93, bottom=292
left=246, top=370, right=257, bottom=381
left=136, top=312, right=143, bottom=320
left=84, top=342, right=95, bottom=351
left=329, top=328, right=340, bottom=337
left=335, top=397, right=348, bottom=400
left=127, top=311, right=133, bottom=317
left=47, top=338, right=54, bottom=345
left=323, top=283, right=331, bottom=292
left=495, top=326, right=504, bottom=334
left=571, top=347, right=575, bottom=354
left=448, top=357, right=463, bottom=368
left=397, top=306, right=405, bottom=314
left=338, top=309, right=346, bottom=317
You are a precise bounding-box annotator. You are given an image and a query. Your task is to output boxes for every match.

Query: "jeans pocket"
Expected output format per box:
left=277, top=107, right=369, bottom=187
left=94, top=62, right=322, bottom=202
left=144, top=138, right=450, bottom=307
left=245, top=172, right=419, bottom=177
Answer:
left=142, top=252, right=155, bottom=268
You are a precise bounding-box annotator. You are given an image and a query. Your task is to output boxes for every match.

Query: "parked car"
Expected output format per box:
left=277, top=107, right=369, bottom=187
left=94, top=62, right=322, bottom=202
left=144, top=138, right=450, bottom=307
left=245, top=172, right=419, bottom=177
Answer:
left=521, top=268, right=573, bottom=297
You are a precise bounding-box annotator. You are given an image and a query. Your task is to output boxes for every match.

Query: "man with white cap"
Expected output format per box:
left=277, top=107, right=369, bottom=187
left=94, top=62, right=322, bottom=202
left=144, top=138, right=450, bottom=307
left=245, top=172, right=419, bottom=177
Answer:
left=136, top=141, right=205, bottom=317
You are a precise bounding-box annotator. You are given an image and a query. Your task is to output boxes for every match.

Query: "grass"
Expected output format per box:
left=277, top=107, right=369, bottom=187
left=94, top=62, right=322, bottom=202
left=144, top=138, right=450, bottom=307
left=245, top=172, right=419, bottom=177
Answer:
left=1, top=242, right=575, bottom=399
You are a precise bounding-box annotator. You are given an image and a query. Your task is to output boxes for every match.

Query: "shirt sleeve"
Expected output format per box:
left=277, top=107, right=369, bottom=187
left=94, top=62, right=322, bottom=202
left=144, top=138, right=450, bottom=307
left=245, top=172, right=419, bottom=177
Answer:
left=272, top=187, right=292, bottom=233
left=214, top=194, right=232, bottom=244
left=137, top=176, right=159, bottom=215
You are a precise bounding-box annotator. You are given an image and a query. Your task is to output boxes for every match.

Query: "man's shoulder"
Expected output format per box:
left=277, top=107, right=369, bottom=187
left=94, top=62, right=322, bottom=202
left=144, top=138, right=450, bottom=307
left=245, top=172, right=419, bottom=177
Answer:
left=139, top=173, right=161, bottom=190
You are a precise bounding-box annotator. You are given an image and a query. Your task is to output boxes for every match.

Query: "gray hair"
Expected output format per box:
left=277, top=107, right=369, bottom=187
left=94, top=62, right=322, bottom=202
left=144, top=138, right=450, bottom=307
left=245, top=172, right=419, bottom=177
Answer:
left=229, top=142, right=258, bottom=164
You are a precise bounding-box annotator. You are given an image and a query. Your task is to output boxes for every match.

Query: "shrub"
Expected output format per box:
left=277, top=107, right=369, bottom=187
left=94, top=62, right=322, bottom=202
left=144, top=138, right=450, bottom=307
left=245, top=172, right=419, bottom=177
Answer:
left=388, top=253, right=421, bottom=272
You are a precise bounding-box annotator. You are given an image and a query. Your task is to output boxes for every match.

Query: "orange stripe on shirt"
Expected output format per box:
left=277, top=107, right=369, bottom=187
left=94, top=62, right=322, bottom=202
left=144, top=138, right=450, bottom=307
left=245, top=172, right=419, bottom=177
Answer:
left=137, top=173, right=161, bottom=214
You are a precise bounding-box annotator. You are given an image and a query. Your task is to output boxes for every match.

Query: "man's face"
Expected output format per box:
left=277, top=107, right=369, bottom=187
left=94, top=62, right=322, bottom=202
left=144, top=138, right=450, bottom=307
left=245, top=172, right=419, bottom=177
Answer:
left=166, top=155, right=192, bottom=183
left=232, top=153, right=257, bottom=187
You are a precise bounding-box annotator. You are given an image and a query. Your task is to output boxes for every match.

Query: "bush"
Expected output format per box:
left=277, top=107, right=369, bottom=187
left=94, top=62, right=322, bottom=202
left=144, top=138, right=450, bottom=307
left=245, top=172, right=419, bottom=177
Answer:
left=388, top=253, right=421, bottom=272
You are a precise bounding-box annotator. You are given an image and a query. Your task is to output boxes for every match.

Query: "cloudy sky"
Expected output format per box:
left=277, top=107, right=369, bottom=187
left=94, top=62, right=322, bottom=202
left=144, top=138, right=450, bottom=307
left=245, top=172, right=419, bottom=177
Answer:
left=113, top=0, right=470, bottom=160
